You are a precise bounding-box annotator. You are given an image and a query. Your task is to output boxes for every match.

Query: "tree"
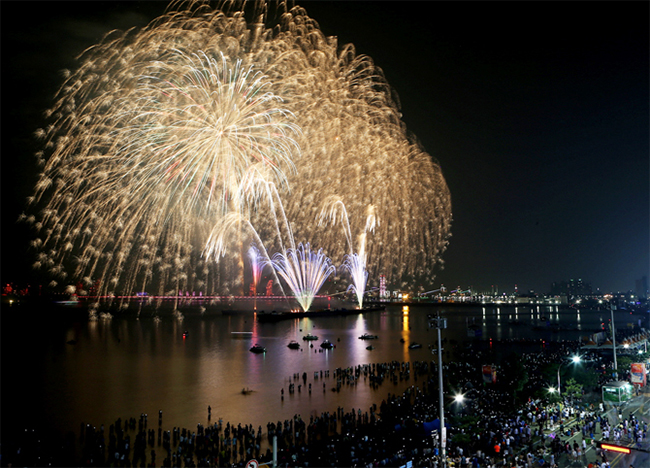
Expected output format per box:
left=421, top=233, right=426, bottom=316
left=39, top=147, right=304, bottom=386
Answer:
left=501, top=352, right=529, bottom=404
left=616, top=356, right=634, bottom=376
left=564, top=378, right=583, bottom=402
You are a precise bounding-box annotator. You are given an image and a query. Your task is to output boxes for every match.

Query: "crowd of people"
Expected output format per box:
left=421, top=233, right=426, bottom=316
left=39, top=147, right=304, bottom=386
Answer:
left=4, top=335, right=648, bottom=467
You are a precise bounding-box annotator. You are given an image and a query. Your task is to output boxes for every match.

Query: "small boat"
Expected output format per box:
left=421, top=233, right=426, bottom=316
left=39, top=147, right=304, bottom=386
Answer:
left=359, top=333, right=378, bottom=340
left=287, top=340, right=301, bottom=349
left=320, top=340, right=334, bottom=349
left=302, top=333, right=319, bottom=341
left=249, top=344, right=266, bottom=353
left=408, top=342, right=422, bottom=349
left=231, top=332, right=253, bottom=339
left=366, top=345, right=375, bottom=350
left=222, top=310, right=256, bottom=316
left=182, top=331, right=189, bottom=338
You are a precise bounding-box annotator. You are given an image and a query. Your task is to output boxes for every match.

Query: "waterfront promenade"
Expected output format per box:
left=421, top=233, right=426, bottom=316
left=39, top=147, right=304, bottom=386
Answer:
left=527, top=390, right=650, bottom=468
left=4, top=336, right=649, bottom=467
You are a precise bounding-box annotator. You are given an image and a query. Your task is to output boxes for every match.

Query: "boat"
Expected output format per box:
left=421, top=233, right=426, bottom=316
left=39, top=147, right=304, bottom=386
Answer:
left=359, top=333, right=378, bottom=340
left=320, top=340, right=334, bottom=349
left=302, top=333, right=319, bottom=341
left=249, top=344, right=266, bottom=353
left=366, top=345, right=375, bottom=350
left=287, top=340, right=301, bottom=349
left=256, top=305, right=386, bottom=323
left=408, top=342, right=422, bottom=349
left=231, top=332, right=253, bottom=339
left=222, top=309, right=256, bottom=315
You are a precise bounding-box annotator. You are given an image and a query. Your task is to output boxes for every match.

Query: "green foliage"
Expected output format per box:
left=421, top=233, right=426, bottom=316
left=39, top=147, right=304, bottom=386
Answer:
left=456, top=415, right=481, bottom=434
left=568, top=364, right=598, bottom=389
left=543, top=357, right=597, bottom=394
left=452, top=433, right=472, bottom=445
left=564, top=378, right=583, bottom=401
left=616, top=356, right=634, bottom=375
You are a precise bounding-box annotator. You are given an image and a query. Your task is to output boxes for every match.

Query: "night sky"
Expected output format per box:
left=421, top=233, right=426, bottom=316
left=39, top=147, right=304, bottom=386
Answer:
left=2, top=1, right=648, bottom=295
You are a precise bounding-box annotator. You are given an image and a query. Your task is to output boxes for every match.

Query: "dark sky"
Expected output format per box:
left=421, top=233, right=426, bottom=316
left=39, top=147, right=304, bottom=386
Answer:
left=2, top=1, right=648, bottom=295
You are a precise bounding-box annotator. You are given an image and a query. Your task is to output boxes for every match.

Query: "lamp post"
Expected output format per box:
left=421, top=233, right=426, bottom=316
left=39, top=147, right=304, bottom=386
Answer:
left=453, top=393, right=464, bottom=417
left=610, top=304, right=618, bottom=379
left=453, top=388, right=477, bottom=415
left=429, top=314, right=447, bottom=467
left=557, top=355, right=581, bottom=396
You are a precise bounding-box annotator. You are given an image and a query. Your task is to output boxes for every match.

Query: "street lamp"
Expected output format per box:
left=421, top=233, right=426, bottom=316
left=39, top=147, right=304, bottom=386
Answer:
left=557, top=355, right=581, bottom=395
left=453, top=393, right=465, bottom=417
left=429, top=314, right=447, bottom=467
left=610, top=304, right=618, bottom=378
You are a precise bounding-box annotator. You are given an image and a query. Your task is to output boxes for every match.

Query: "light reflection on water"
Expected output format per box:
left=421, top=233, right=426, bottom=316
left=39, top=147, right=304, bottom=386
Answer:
left=5, top=304, right=622, bottom=441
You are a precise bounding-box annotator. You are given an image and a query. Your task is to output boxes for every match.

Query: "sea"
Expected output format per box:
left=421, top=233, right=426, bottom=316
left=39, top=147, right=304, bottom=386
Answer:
left=2, top=301, right=644, bottom=448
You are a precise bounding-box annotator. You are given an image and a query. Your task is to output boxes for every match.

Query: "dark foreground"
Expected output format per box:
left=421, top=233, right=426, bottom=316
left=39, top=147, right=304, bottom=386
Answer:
left=3, top=334, right=649, bottom=467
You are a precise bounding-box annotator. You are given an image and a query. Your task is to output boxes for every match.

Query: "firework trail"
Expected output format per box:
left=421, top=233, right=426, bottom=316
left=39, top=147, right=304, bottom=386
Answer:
left=319, top=197, right=374, bottom=308
left=248, top=244, right=264, bottom=295
left=269, top=243, right=335, bottom=312
left=341, top=252, right=368, bottom=309
left=27, top=0, right=452, bottom=297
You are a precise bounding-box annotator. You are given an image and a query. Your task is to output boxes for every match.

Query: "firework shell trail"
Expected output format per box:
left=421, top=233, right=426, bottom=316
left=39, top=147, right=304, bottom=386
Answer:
left=28, top=0, right=452, bottom=297
left=269, top=242, right=336, bottom=313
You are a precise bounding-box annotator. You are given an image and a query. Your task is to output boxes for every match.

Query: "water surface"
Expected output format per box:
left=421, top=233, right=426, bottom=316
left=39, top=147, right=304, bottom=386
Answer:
left=3, top=303, right=636, bottom=443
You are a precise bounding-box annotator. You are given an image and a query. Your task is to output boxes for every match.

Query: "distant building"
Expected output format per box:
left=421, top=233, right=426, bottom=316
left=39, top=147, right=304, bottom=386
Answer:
left=379, top=274, right=387, bottom=299
left=550, top=278, right=592, bottom=296
left=635, top=276, right=648, bottom=299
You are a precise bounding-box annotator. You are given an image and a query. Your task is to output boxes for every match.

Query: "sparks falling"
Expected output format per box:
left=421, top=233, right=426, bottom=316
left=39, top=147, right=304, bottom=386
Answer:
left=27, top=0, right=452, bottom=297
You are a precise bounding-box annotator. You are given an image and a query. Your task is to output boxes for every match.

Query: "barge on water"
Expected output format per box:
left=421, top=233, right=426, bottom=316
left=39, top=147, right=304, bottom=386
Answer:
left=256, top=305, right=385, bottom=323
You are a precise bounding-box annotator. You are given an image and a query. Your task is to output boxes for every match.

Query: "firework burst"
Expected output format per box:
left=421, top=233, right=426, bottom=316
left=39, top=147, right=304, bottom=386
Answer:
left=269, top=243, right=336, bottom=312
left=27, top=0, right=452, bottom=297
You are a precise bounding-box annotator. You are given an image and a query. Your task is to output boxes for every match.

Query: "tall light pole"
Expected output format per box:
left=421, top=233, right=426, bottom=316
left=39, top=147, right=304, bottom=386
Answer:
left=429, top=314, right=447, bottom=467
left=557, top=355, right=581, bottom=395
left=610, top=304, right=618, bottom=379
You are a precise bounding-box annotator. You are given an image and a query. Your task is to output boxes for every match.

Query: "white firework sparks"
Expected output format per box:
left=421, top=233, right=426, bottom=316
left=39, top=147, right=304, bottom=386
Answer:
left=28, top=0, right=452, bottom=298
left=269, top=243, right=336, bottom=312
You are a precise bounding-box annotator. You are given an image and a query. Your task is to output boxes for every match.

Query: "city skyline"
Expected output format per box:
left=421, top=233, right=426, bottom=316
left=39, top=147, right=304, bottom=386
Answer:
left=2, top=1, right=648, bottom=295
